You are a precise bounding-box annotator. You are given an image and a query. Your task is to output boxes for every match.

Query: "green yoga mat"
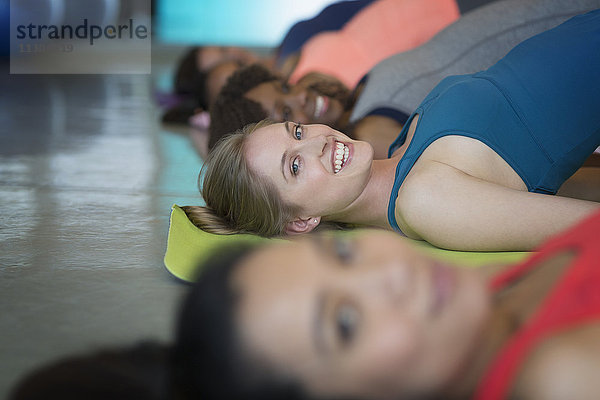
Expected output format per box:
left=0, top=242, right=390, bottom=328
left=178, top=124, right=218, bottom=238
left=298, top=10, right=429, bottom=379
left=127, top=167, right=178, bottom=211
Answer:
left=164, top=204, right=530, bottom=282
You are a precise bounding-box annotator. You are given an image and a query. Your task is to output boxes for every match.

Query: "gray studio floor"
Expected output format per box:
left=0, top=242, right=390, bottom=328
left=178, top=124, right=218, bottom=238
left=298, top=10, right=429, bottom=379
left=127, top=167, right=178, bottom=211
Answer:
left=0, top=46, right=204, bottom=397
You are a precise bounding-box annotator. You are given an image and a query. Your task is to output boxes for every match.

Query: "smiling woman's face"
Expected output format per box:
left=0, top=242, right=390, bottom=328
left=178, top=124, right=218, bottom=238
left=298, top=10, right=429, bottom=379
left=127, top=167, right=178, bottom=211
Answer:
left=244, top=122, right=373, bottom=220
left=233, top=231, right=491, bottom=400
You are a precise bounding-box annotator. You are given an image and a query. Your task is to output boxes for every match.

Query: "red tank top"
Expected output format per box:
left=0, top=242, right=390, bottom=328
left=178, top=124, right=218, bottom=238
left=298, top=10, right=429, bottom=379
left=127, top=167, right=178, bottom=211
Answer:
left=473, top=210, right=600, bottom=400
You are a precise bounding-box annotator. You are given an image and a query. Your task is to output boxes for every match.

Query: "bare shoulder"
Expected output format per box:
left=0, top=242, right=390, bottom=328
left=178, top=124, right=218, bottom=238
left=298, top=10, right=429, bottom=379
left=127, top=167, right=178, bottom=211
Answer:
left=394, top=160, right=460, bottom=242
left=514, top=323, right=600, bottom=400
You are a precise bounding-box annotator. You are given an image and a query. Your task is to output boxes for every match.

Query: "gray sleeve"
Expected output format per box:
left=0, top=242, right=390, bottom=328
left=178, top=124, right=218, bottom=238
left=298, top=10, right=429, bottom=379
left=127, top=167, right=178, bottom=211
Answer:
left=350, top=0, right=600, bottom=123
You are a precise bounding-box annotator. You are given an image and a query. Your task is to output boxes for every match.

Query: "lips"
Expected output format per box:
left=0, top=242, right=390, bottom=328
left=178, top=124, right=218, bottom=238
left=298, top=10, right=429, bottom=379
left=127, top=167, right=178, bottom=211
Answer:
left=314, top=95, right=329, bottom=120
left=431, top=262, right=456, bottom=315
left=332, top=140, right=351, bottom=174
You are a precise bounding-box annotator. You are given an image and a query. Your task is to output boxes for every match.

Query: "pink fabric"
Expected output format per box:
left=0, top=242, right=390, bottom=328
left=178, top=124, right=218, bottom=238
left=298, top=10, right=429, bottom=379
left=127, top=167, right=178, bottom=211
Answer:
left=288, top=0, right=460, bottom=88
left=473, top=210, right=600, bottom=400
left=189, top=111, right=211, bottom=130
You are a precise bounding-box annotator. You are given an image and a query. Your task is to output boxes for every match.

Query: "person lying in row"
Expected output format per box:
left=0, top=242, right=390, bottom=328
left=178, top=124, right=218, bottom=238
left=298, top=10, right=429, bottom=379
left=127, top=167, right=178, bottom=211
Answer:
left=163, top=0, right=492, bottom=145
left=184, top=10, right=600, bottom=251
left=16, top=210, right=600, bottom=400
left=209, top=0, right=600, bottom=159
left=175, top=209, right=600, bottom=400
left=160, top=0, right=379, bottom=129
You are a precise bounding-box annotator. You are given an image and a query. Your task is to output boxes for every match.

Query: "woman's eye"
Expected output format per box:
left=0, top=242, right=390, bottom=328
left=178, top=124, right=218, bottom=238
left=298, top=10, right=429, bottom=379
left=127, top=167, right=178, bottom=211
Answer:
left=291, top=157, right=300, bottom=175
left=336, top=303, right=359, bottom=345
left=294, top=124, right=302, bottom=140
left=333, top=237, right=354, bottom=264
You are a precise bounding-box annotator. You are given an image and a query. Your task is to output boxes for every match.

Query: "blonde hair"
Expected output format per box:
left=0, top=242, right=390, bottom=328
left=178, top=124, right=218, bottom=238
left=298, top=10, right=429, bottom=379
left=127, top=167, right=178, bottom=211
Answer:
left=182, top=120, right=301, bottom=237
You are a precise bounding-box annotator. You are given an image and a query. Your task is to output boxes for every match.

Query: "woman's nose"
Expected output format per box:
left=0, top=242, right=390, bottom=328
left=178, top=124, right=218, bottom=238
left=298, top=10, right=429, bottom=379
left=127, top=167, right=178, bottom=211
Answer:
left=299, top=132, right=328, bottom=156
left=355, top=261, right=413, bottom=307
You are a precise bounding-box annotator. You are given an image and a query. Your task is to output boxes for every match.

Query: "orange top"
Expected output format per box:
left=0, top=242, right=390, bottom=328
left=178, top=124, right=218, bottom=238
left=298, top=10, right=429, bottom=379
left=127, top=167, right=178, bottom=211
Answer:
left=474, top=210, right=600, bottom=399
left=288, top=0, right=460, bottom=88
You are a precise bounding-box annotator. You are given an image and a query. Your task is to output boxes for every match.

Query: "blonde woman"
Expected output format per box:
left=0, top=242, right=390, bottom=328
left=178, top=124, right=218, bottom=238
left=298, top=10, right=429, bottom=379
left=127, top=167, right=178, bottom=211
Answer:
left=184, top=11, right=600, bottom=251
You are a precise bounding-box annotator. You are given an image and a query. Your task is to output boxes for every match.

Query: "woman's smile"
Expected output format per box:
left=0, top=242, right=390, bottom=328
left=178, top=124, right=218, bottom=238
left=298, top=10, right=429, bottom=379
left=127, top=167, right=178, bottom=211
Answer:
left=244, top=122, right=373, bottom=218
left=332, top=140, right=352, bottom=174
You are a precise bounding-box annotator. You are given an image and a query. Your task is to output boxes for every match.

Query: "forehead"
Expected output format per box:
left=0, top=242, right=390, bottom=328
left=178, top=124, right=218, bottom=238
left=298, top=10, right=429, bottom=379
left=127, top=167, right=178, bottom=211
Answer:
left=246, top=122, right=285, bottom=145
left=244, top=123, right=287, bottom=179
left=233, top=240, right=324, bottom=369
left=245, top=81, right=281, bottom=111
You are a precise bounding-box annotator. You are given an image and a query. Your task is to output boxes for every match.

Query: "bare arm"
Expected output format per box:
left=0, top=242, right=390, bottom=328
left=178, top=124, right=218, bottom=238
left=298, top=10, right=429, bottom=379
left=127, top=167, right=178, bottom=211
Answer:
left=395, top=161, right=600, bottom=251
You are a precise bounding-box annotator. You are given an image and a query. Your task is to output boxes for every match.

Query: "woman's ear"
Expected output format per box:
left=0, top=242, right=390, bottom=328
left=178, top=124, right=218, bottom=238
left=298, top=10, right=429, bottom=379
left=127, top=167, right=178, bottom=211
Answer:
left=284, top=217, right=320, bottom=235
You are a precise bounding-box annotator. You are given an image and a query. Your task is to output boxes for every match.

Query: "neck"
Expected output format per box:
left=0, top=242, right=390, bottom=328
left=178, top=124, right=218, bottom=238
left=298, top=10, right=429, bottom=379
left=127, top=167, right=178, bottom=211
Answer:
left=444, top=297, right=516, bottom=399
left=445, top=252, right=574, bottom=398
left=327, top=114, right=418, bottom=229
left=440, top=266, right=518, bottom=399
left=327, top=157, right=400, bottom=228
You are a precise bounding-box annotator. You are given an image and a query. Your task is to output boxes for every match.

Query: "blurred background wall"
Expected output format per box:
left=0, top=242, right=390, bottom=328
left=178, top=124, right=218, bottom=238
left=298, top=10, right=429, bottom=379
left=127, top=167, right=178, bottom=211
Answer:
left=156, top=0, right=336, bottom=46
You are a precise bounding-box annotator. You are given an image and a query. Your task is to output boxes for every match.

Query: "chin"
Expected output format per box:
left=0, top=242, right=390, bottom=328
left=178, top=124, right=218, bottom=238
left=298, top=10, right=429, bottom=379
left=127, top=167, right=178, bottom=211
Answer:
left=352, top=143, right=375, bottom=177
left=360, top=140, right=375, bottom=162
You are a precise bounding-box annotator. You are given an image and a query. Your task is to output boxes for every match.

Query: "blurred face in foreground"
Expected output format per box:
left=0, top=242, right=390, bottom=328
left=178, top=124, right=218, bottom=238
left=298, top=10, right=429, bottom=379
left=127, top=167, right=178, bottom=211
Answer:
left=233, top=230, right=491, bottom=399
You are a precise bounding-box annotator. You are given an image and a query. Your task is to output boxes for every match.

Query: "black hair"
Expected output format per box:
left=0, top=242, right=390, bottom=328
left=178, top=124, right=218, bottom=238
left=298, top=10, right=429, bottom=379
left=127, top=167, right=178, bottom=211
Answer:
left=9, top=342, right=169, bottom=400
left=174, top=47, right=210, bottom=110
left=208, top=64, right=279, bottom=149
left=171, top=243, right=364, bottom=400
left=160, top=98, right=201, bottom=126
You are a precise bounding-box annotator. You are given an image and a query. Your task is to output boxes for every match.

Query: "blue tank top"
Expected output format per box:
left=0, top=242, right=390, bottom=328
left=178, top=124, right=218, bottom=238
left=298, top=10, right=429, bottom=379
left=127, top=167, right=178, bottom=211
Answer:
left=387, top=10, right=600, bottom=233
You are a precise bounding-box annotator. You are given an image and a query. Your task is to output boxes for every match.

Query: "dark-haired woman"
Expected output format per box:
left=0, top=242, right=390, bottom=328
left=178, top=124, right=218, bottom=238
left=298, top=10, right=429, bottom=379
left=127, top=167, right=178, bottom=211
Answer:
left=174, top=209, right=600, bottom=400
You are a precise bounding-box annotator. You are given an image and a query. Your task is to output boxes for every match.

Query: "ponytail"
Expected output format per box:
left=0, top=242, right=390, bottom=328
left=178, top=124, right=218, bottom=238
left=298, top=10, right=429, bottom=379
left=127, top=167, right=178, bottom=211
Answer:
left=181, top=205, right=241, bottom=235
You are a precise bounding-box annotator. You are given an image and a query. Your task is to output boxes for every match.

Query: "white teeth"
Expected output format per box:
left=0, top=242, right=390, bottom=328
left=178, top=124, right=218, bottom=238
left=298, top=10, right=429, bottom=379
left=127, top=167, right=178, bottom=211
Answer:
left=334, top=142, right=349, bottom=173
left=314, top=96, right=324, bottom=119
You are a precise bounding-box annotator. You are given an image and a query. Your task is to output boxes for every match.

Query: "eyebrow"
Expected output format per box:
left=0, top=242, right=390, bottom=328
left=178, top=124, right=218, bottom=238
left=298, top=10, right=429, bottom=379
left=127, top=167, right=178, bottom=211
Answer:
left=281, top=122, right=291, bottom=182
left=313, top=290, right=329, bottom=355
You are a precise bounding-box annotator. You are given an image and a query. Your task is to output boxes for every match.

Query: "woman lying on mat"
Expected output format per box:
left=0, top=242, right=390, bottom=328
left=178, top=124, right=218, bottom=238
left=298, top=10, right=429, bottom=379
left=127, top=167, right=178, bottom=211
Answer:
left=183, top=11, right=600, bottom=251
left=173, top=209, right=600, bottom=400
